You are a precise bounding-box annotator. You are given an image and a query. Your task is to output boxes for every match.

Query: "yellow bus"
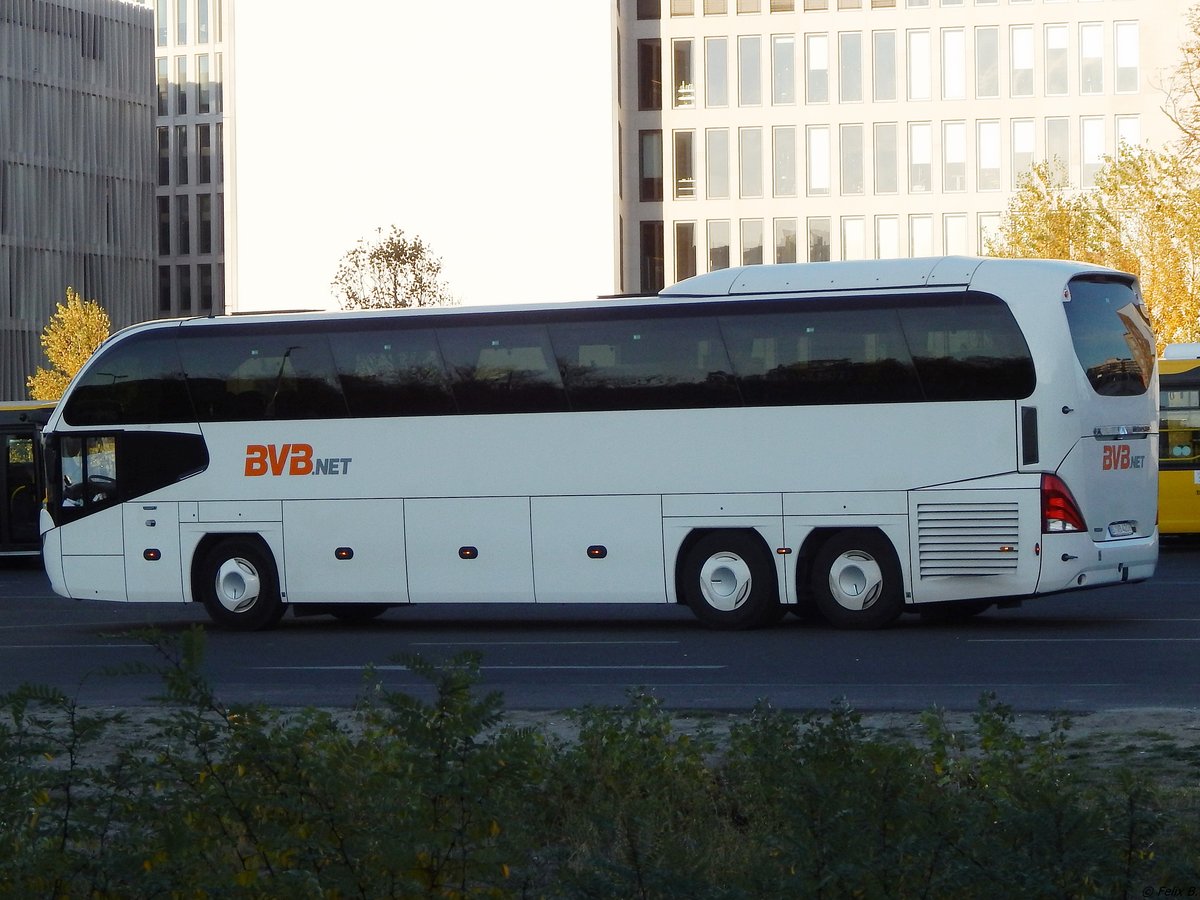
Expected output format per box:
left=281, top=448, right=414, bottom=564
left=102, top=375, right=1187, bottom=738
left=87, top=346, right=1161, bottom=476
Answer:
left=0, top=401, right=53, bottom=557
left=1159, top=344, right=1200, bottom=533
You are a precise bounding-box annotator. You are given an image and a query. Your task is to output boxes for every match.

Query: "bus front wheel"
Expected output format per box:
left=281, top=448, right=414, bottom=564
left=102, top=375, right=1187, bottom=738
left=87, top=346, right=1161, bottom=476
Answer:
left=811, top=530, right=903, bottom=629
left=681, top=531, right=780, bottom=629
left=197, top=539, right=286, bottom=631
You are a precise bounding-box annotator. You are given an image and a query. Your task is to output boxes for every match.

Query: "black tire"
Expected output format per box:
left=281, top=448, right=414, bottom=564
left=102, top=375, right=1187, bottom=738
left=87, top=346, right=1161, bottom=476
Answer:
left=197, top=538, right=286, bottom=631
left=680, top=530, right=780, bottom=630
left=810, top=530, right=904, bottom=629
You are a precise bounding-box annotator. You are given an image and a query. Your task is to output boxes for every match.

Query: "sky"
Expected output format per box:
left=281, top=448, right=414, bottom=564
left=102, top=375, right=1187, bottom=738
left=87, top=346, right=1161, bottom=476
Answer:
left=229, top=2, right=616, bottom=313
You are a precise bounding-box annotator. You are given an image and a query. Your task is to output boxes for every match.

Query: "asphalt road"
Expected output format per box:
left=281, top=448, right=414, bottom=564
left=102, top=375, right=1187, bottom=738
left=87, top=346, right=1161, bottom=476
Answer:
left=2, top=540, right=1199, bottom=713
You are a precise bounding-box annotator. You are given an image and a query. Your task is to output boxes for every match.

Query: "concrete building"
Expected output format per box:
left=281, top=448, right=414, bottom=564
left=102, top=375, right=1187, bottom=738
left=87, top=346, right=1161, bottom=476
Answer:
left=142, top=0, right=234, bottom=316
left=616, top=0, right=1195, bottom=293
left=0, top=0, right=155, bottom=400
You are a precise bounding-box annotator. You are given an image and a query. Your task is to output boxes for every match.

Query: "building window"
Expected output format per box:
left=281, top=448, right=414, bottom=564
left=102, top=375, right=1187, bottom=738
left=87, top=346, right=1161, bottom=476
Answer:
left=740, top=127, right=764, bottom=197
left=676, top=222, right=697, bottom=280
left=158, top=265, right=171, bottom=312
left=157, top=127, right=170, bottom=186
left=197, top=55, right=212, bottom=113
left=672, top=0, right=695, bottom=14
left=740, top=35, right=762, bottom=105
left=705, top=0, right=729, bottom=12
left=1116, top=114, right=1140, bottom=151
left=908, top=122, right=931, bottom=192
left=1011, top=119, right=1035, bottom=188
left=197, top=0, right=210, bottom=42
left=638, top=0, right=661, bottom=19
left=1080, top=23, right=1103, bottom=95
left=738, top=0, right=762, bottom=11
left=805, top=0, right=828, bottom=9
left=773, top=126, right=797, bottom=197
left=978, top=213, right=1001, bottom=255
left=1045, top=24, right=1068, bottom=96
left=773, top=0, right=796, bottom=9
left=772, top=35, right=795, bottom=105
left=908, top=30, right=931, bottom=101
left=199, top=264, right=213, bottom=312
left=876, top=217, right=900, bottom=259
left=708, top=220, right=731, bottom=270
left=198, top=124, right=212, bottom=183
left=840, top=32, right=863, bottom=103
left=977, top=120, right=1001, bottom=191
left=1046, top=117, right=1069, bottom=168
left=808, top=217, right=831, bottom=261
left=872, top=31, right=896, bottom=102
left=1081, top=116, right=1104, bottom=187
left=638, top=40, right=662, bottom=110
left=156, top=0, right=167, bottom=46
left=707, top=129, right=730, bottom=198
left=943, top=121, right=966, bottom=192
left=157, top=196, right=170, bottom=255
left=673, top=39, right=696, bottom=108
left=807, top=125, right=830, bottom=195
left=839, top=0, right=861, bottom=7
left=175, top=56, right=188, bottom=114
left=175, top=125, right=189, bottom=184
left=909, top=214, right=934, bottom=256
left=706, top=37, right=728, bottom=106
left=975, top=26, right=999, bottom=99
left=176, top=0, right=188, bottom=43
left=841, top=217, right=866, bottom=260
left=943, top=213, right=967, bottom=255
left=806, top=34, right=829, bottom=104
left=176, top=196, right=190, bottom=254
left=674, top=131, right=696, bottom=198
left=177, top=264, right=192, bottom=312
left=639, top=130, right=663, bottom=201
left=156, top=58, right=168, bottom=115
left=942, top=29, right=965, bottom=100
left=640, top=221, right=665, bottom=292
left=1115, top=21, right=1138, bottom=93
left=840, top=124, right=864, bottom=195
left=741, top=220, right=764, bottom=265
left=873, top=122, right=897, bottom=193
left=198, top=194, right=213, bottom=254
left=775, top=219, right=798, bottom=263
left=1011, top=26, right=1034, bottom=97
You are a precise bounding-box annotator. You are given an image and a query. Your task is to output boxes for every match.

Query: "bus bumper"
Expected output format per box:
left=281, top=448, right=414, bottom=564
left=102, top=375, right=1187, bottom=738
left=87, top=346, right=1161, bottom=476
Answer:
left=1035, top=530, right=1159, bottom=594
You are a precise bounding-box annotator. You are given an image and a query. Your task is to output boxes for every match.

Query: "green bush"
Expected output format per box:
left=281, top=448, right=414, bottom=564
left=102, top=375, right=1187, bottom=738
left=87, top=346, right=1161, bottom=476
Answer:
left=0, top=628, right=1196, bottom=898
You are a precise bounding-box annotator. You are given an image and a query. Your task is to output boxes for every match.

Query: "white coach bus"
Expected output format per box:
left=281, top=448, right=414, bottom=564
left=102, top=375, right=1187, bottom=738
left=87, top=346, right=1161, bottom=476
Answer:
left=38, top=257, right=1158, bottom=630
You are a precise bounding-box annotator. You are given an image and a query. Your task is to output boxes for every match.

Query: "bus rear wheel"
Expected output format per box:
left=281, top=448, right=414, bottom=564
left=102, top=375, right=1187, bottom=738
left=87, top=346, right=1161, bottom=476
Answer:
left=197, top=538, right=285, bottom=631
left=681, top=531, right=779, bottom=629
left=811, top=530, right=903, bottom=629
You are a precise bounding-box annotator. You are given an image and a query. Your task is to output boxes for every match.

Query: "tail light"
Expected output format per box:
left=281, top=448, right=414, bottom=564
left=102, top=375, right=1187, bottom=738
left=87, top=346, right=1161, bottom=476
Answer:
left=1042, top=474, right=1087, bottom=534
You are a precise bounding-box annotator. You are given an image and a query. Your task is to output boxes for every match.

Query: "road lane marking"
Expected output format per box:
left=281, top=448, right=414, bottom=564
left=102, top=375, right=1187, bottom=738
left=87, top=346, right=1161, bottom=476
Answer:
left=409, top=640, right=681, bottom=647
left=255, top=664, right=726, bottom=672
left=969, top=637, right=1200, bottom=643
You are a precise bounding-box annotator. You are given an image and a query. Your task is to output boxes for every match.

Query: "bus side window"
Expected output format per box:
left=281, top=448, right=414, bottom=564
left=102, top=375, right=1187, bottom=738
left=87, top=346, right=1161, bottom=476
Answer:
left=438, top=325, right=568, bottom=414
left=329, top=329, right=455, bottom=417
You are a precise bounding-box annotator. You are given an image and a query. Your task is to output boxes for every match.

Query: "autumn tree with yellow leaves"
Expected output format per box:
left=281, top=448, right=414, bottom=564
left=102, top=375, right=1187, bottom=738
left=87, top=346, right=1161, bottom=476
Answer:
left=27, top=287, right=111, bottom=401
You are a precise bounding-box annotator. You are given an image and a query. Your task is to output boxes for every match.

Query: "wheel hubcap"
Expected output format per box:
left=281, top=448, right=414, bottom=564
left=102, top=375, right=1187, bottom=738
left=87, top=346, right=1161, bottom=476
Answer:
left=698, top=551, right=752, bottom=612
left=214, top=558, right=261, bottom=614
left=827, top=550, right=883, bottom=612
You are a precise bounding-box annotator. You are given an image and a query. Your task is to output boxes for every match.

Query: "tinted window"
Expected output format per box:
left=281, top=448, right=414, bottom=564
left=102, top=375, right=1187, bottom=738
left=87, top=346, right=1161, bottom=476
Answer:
left=897, top=296, right=1035, bottom=400
left=179, top=328, right=347, bottom=421
left=721, top=308, right=922, bottom=405
left=63, top=330, right=193, bottom=426
left=1062, top=277, right=1154, bottom=396
left=438, top=325, right=567, bottom=414
left=551, top=316, right=739, bottom=411
left=329, top=328, right=455, bottom=417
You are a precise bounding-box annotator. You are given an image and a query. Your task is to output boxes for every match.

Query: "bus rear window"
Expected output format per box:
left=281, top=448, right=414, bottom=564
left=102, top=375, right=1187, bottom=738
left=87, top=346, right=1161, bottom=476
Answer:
left=1062, top=277, right=1155, bottom=396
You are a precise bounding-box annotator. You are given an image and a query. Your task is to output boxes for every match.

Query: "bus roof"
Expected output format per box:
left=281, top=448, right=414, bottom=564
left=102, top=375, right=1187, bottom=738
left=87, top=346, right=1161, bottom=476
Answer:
left=0, top=401, right=54, bottom=426
left=1163, top=343, right=1200, bottom=360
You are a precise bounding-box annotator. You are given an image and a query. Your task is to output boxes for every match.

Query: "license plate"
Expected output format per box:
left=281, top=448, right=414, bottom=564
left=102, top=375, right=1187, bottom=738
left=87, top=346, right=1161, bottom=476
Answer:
left=1108, top=521, right=1135, bottom=537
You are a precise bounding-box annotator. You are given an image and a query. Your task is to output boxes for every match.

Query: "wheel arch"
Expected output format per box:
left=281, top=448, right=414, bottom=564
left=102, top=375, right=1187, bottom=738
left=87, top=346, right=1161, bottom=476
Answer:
left=672, top=526, right=781, bottom=607
left=796, top=525, right=910, bottom=608
left=188, top=531, right=281, bottom=606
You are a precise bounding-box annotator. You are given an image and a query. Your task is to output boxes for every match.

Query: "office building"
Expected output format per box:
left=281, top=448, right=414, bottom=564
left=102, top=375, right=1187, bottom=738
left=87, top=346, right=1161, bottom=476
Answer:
left=616, top=0, right=1193, bottom=292
left=0, top=0, right=155, bottom=400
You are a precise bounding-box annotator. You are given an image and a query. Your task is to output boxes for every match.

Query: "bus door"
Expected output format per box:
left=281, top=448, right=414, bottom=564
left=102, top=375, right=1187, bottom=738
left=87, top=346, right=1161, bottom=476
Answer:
left=52, top=435, right=128, bottom=600
left=2, top=427, right=40, bottom=554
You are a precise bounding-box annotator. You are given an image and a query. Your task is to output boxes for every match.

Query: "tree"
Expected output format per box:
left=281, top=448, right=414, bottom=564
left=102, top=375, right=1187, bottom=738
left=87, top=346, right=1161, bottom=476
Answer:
left=26, top=287, right=111, bottom=401
left=330, top=226, right=457, bottom=310
left=987, top=150, right=1200, bottom=352
left=1162, top=4, right=1200, bottom=161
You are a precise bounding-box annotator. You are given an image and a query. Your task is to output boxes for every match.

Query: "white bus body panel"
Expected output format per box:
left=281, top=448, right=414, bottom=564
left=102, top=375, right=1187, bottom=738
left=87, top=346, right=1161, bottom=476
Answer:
left=532, top=495, right=665, bottom=603
left=282, top=499, right=408, bottom=605
left=123, top=502, right=184, bottom=603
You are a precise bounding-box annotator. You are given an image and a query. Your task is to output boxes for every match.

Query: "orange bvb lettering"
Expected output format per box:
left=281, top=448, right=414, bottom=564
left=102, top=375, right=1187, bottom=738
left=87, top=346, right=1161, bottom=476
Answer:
left=244, top=443, right=314, bottom=476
